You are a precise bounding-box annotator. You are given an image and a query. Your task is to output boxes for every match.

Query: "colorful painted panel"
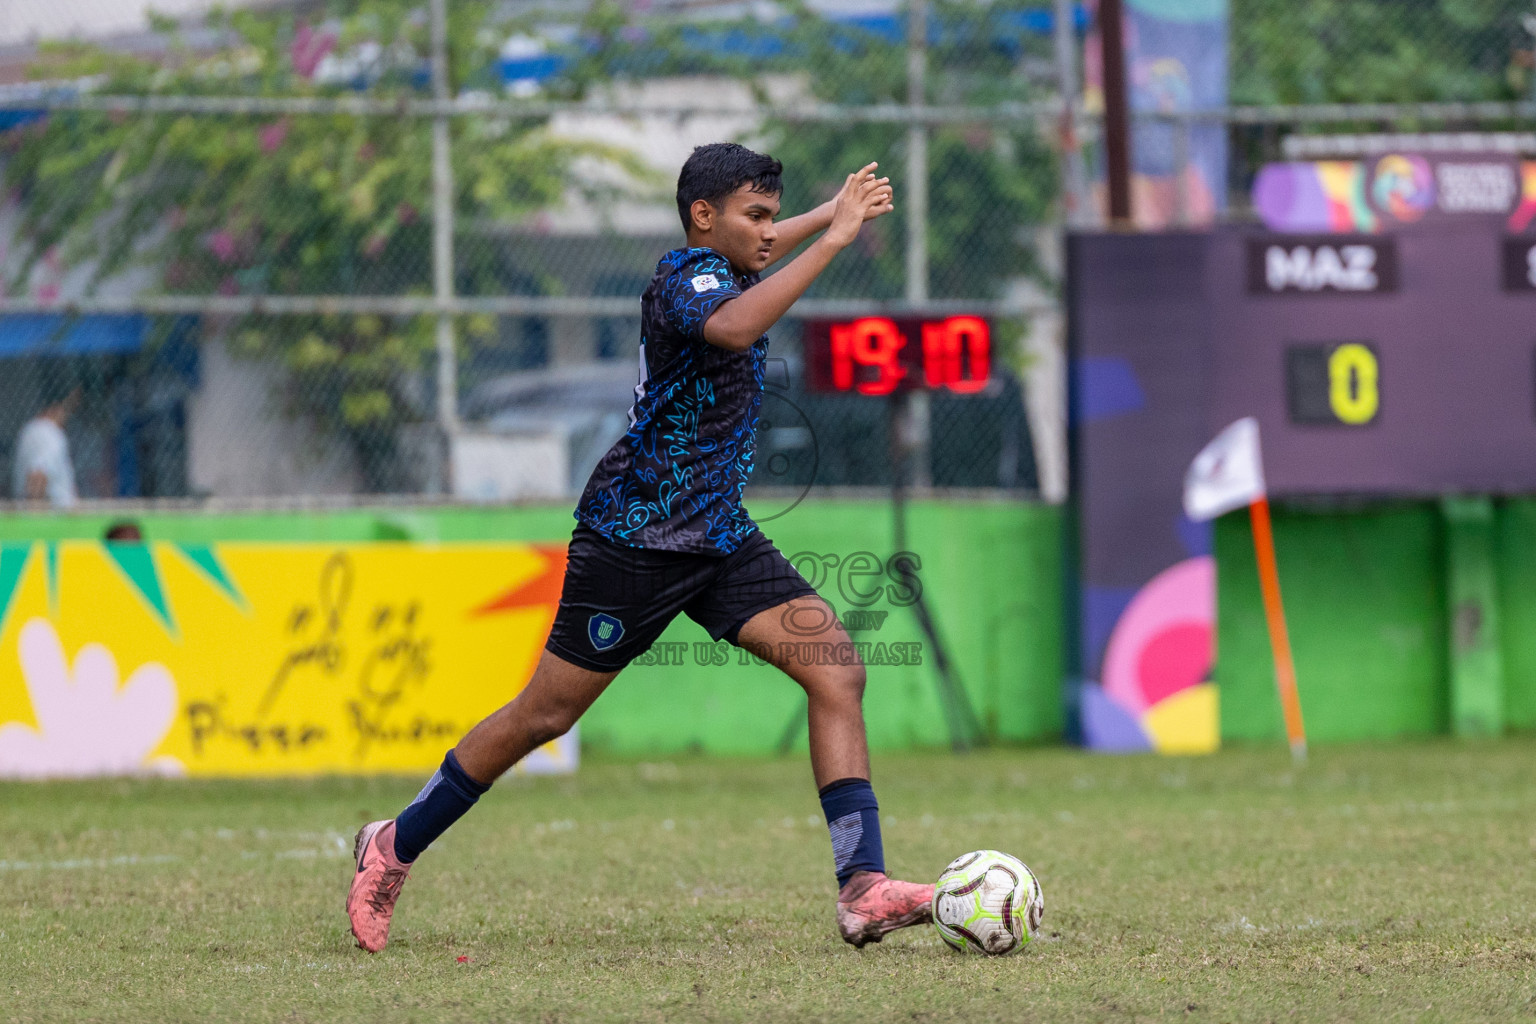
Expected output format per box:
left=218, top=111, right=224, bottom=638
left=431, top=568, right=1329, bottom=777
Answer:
left=0, top=542, right=573, bottom=778
left=1254, top=155, right=1536, bottom=235
left=1068, top=232, right=1218, bottom=753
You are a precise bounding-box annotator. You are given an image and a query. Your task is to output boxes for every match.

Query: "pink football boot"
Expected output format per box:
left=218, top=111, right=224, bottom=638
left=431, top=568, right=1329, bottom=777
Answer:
left=346, top=820, right=412, bottom=952
left=836, top=870, right=935, bottom=948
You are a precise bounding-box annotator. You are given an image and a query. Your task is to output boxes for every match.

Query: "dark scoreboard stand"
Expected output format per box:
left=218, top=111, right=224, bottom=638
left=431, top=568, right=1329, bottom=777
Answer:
left=1070, top=225, right=1526, bottom=746
left=798, top=312, right=999, bottom=751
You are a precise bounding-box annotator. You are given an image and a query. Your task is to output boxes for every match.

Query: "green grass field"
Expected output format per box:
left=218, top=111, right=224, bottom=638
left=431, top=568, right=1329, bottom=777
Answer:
left=3, top=740, right=1536, bottom=1023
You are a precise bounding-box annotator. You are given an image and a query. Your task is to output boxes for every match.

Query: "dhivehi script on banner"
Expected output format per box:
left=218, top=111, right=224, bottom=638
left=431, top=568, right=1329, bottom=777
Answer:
left=0, top=542, right=572, bottom=778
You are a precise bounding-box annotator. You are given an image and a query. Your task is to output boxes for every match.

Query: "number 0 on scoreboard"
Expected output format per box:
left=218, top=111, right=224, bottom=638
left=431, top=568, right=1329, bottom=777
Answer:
left=1285, top=342, right=1381, bottom=426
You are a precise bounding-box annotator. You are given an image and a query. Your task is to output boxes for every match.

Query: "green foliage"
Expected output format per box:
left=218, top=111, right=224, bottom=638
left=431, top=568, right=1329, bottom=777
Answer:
left=563, top=1, right=1060, bottom=301
left=1231, top=0, right=1532, bottom=105
left=2, top=0, right=642, bottom=490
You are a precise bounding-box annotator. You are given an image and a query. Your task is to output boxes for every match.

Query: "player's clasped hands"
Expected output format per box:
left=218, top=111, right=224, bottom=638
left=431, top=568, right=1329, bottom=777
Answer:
left=826, top=162, right=895, bottom=247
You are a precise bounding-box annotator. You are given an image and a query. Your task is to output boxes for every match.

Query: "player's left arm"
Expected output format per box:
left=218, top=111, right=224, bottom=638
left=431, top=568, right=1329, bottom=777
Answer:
left=764, top=177, right=894, bottom=268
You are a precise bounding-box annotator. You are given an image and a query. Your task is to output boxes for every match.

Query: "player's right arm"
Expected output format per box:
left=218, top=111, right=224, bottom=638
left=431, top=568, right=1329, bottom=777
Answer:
left=703, top=166, right=893, bottom=352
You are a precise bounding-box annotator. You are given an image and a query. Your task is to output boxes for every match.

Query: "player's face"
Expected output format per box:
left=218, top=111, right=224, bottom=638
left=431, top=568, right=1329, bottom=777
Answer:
left=713, top=187, right=781, bottom=274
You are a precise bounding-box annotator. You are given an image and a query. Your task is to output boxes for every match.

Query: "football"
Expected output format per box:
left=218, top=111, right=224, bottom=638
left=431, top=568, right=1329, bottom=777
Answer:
left=932, top=850, right=1044, bottom=955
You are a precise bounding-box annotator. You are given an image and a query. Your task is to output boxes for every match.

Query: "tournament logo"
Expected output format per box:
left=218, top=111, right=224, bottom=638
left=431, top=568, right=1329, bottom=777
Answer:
left=1371, top=154, right=1434, bottom=223
left=588, top=613, right=625, bottom=651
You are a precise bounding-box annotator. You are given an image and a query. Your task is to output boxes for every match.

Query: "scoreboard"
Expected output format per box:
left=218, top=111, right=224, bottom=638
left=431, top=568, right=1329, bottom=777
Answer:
left=1075, top=225, right=1536, bottom=496
left=802, top=315, right=992, bottom=395
left=1067, top=220, right=1536, bottom=752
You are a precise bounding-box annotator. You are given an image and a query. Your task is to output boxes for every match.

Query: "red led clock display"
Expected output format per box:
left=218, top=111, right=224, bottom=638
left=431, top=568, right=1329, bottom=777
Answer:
left=802, top=316, right=992, bottom=395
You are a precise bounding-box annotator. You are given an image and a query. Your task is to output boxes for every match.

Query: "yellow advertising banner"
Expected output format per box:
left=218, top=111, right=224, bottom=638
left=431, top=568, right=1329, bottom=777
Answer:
left=0, top=541, right=573, bottom=778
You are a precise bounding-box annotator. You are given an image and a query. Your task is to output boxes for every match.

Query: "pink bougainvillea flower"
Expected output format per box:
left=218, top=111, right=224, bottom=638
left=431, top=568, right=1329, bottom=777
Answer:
left=207, top=230, right=237, bottom=262
left=259, top=118, right=290, bottom=154
left=291, top=22, right=338, bottom=80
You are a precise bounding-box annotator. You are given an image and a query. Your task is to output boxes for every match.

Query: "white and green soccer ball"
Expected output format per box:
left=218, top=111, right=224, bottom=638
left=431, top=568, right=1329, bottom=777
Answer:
left=932, top=850, right=1044, bottom=955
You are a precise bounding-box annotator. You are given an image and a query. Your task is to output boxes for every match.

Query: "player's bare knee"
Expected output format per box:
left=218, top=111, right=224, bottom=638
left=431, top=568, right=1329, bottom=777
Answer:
left=843, top=663, right=867, bottom=703
left=525, top=707, right=576, bottom=748
left=805, top=662, right=865, bottom=708
left=519, top=691, right=583, bottom=747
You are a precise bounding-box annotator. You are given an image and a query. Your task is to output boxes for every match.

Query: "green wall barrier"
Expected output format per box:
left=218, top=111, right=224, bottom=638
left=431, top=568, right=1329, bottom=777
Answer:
left=0, top=498, right=1064, bottom=756
left=32, top=494, right=1536, bottom=751
left=1216, top=501, right=1451, bottom=743
left=1218, top=498, right=1536, bottom=743
left=1496, top=500, right=1536, bottom=732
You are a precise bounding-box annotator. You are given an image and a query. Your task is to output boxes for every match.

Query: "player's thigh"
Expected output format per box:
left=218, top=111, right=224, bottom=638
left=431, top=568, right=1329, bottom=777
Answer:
left=734, top=595, right=865, bottom=697
left=515, top=646, right=622, bottom=724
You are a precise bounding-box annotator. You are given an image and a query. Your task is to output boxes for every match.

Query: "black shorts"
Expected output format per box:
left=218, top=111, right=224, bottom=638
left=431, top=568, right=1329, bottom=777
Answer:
left=545, top=526, right=819, bottom=672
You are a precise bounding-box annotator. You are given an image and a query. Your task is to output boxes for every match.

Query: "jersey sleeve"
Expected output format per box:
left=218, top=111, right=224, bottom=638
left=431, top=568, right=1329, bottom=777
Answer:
left=659, top=251, right=743, bottom=343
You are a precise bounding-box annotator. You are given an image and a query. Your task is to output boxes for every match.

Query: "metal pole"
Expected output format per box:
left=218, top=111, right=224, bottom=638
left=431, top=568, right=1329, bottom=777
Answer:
left=430, top=0, right=458, bottom=496
left=1033, top=0, right=1082, bottom=503
left=1052, top=0, right=1089, bottom=227
left=16, top=92, right=1536, bottom=126
left=905, top=0, right=932, bottom=487
left=1099, top=0, right=1133, bottom=225
left=906, top=0, right=929, bottom=307
left=1173, top=113, right=1191, bottom=227
left=0, top=295, right=1057, bottom=319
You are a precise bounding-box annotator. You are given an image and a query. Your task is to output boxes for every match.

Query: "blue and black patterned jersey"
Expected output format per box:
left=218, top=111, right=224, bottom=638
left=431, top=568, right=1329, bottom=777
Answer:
left=574, top=247, right=768, bottom=555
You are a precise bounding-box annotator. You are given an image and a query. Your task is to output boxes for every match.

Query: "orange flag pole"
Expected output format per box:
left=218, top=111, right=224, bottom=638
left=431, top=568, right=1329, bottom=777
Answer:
left=1247, top=495, right=1307, bottom=762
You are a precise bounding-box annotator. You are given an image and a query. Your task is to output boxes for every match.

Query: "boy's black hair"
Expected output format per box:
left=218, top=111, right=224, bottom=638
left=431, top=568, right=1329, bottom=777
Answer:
left=104, top=520, right=144, bottom=542
left=676, top=143, right=783, bottom=232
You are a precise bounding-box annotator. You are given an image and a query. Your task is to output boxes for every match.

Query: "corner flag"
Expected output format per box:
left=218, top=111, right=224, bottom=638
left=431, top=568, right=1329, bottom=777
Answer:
left=1183, top=417, right=1265, bottom=522
left=1184, top=418, right=1307, bottom=761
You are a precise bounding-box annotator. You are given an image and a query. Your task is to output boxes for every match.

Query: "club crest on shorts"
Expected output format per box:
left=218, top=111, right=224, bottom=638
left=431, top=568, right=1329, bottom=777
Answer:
left=588, top=613, right=625, bottom=651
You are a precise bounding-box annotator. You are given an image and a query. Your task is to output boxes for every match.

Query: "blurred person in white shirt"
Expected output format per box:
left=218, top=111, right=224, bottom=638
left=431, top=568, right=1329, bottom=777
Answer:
left=12, top=373, right=81, bottom=508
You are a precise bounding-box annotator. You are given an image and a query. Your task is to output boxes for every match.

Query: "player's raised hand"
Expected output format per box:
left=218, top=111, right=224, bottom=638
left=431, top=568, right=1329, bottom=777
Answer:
left=863, top=175, right=895, bottom=221
left=825, top=163, right=893, bottom=248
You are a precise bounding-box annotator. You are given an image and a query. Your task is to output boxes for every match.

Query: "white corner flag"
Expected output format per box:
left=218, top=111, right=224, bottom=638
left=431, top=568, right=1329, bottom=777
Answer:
left=1183, top=416, right=1307, bottom=761
left=1183, top=417, right=1266, bottom=523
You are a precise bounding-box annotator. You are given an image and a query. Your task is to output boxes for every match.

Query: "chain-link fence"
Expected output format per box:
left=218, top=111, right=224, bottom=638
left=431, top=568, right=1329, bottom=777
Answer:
left=8, top=0, right=1531, bottom=509
left=0, top=0, right=1062, bottom=507
left=1220, top=0, right=1536, bottom=218
left=1231, top=0, right=1536, bottom=108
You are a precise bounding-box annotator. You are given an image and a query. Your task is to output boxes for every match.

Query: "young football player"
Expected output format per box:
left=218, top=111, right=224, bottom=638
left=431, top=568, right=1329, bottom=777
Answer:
left=347, top=142, right=933, bottom=952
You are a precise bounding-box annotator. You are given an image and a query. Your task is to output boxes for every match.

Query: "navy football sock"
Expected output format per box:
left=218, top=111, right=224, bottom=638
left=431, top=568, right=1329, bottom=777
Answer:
left=819, top=777, right=886, bottom=888
left=392, top=749, right=490, bottom=863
